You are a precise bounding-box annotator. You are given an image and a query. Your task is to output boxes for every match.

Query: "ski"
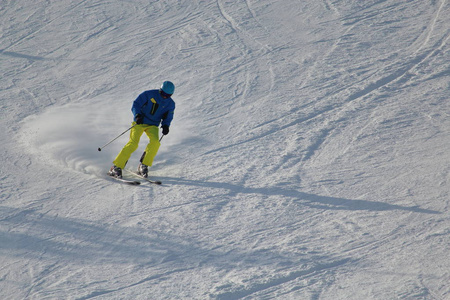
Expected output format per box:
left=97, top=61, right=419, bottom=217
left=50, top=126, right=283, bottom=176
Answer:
left=107, top=174, right=141, bottom=185
left=124, top=169, right=162, bottom=185
left=136, top=174, right=162, bottom=185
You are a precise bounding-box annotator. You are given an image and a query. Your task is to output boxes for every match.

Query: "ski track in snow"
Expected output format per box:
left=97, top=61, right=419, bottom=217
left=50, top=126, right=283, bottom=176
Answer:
left=1, top=0, right=450, bottom=299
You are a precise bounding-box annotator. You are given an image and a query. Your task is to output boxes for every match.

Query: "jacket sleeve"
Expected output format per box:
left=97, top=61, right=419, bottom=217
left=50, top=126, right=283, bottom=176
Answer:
left=161, top=101, right=175, bottom=127
left=131, top=92, right=148, bottom=117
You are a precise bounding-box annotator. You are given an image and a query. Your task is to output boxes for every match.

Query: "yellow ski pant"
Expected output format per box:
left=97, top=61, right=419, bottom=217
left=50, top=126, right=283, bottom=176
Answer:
left=113, top=123, right=160, bottom=169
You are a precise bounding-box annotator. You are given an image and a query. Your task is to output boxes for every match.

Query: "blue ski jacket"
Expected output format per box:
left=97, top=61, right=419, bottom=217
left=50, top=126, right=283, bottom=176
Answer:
left=131, top=89, right=175, bottom=127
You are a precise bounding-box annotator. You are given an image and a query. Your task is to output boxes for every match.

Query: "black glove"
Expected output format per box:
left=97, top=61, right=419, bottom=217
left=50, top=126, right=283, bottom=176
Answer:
left=162, top=125, right=169, bottom=135
left=135, top=114, right=144, bottom=125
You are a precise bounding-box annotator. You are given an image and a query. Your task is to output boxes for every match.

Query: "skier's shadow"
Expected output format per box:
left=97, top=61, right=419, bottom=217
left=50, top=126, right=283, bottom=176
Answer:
left=158, top=177, right=441, bottom=214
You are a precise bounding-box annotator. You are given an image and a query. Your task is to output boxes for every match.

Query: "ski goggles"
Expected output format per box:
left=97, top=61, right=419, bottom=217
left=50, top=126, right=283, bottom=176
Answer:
left=160, top=89, right=172, bottom=98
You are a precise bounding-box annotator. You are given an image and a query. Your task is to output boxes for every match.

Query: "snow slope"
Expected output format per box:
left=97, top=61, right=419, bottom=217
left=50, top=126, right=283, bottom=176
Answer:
left=1, top=0, right=449, bottom=299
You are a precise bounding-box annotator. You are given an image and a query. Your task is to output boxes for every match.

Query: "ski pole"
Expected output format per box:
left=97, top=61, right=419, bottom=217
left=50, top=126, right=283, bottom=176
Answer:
left=98, top=124, right=136, bottom=151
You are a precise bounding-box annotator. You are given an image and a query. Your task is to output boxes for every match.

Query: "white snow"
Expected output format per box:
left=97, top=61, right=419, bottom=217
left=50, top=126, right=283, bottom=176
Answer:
left=1, top=0, right=449, bottom=299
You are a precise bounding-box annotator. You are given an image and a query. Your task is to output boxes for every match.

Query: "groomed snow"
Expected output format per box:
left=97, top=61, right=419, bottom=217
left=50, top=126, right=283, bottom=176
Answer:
left=1, top=0, right=449, bottom=299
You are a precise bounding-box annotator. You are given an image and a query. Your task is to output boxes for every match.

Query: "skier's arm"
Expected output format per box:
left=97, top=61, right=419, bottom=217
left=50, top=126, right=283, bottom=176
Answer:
left=131, top=93, right=148, bottom=117
left=161, top=110, right=174, bottom=127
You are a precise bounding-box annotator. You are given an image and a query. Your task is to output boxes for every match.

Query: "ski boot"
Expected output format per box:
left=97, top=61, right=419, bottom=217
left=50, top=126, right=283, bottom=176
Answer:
left=137, top=163, right=148, bottom=178
left=109, top=165, right=122, bottom=178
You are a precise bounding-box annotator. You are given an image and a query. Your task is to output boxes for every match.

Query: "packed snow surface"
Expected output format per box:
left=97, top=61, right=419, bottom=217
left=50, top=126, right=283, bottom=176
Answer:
left=1, top=0, right=449, bottom=299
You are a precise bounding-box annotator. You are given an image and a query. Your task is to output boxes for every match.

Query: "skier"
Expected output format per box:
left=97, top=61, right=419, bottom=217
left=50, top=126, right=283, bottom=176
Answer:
left=109, top=81, right=175, bottom=178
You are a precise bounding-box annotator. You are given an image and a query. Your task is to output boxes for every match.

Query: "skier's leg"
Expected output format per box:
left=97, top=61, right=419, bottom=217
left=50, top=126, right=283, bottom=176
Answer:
left=141, top=126, right=161, bottom=167
left=113, top=123, right=145, bottom=169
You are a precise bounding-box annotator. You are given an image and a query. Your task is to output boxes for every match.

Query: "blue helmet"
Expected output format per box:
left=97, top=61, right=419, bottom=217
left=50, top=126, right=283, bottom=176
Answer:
left=160, top=81, right=175, bottom=95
